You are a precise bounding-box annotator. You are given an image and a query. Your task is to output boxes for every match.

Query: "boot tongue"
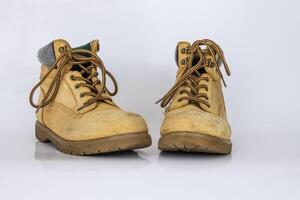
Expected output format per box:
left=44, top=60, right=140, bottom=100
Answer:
left=72, top=40, right=109, bottom=101
left=73, top=39, right=100, bottom=54
left=73, top=40, right=115, bottom=108
left=70, top=40, right=100, bottom=75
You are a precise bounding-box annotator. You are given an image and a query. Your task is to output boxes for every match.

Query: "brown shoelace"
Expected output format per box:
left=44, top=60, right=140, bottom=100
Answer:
left=156, top=39, right=231, bottom=108
left=29, top=46, right=118, bottom=112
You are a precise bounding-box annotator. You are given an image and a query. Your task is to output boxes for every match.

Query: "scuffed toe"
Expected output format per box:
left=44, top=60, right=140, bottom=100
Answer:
left=161, top=106, right=231, bottom=140
left=63, top=108, right=148, bottom=141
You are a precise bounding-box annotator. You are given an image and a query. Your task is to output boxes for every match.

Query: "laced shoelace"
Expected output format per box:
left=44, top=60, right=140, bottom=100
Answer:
left=29, top=46, right=118, bottom=112
left=156, top=39, right=231, bottom=108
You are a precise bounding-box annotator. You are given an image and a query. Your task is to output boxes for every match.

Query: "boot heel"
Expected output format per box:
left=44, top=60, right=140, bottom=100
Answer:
left=35, top=121, right=50, bottom=142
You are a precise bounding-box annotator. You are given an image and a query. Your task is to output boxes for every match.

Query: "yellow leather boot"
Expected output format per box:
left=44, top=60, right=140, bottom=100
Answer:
left=29, top=39, right=151, bottom=155
left=157, top=39, right=232, bottom=154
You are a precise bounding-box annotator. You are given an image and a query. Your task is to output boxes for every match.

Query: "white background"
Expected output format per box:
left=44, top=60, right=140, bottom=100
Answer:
left=0, top=0, right=300, bottom=199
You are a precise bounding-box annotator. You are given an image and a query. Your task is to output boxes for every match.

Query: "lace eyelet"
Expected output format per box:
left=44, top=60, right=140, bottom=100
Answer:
left=58, top=46, right=65, bottom=53
left=74, top=84, right=79, bottom=89
left=208, top=60, right=214, bottom=68
left=80, top=93, right=85, bottom=97
left=70, top=75, right=76, bottom=81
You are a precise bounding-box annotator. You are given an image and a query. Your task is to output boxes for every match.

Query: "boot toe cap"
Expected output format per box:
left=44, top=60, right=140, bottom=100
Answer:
left=64, top=108, right=148, bottom=141
left=161, top=109, right=231, bottom=140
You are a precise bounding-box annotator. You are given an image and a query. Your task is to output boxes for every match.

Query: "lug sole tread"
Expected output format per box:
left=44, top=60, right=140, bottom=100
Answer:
left=35, top=121, right=152, bottom=155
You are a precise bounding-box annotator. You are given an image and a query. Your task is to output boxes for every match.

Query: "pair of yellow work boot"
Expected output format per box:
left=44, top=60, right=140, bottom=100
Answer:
left=29, top=39, right=232, bottom=155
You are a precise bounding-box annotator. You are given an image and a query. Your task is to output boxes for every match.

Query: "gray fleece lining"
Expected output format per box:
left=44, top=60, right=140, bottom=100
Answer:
left=37, top=42, right=55, bottom=66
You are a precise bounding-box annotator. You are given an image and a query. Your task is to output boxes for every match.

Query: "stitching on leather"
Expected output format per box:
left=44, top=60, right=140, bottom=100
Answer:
left=50, top=101, right=78, bottom=117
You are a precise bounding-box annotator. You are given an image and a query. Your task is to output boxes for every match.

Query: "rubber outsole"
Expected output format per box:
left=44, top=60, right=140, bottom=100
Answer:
left=158, top=132, right=232, bottom=154
left=35, top=121, right=152, bottom=155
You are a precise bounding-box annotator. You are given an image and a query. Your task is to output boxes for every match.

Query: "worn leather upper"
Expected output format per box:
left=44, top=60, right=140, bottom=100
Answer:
left=160, top=40, right=231, bottom=140
left=35, top=39, right=148, bottom=141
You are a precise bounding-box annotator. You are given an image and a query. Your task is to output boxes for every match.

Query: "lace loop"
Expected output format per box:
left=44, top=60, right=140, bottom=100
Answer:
left=29, top=46, right=118, bottom=112
left=156, top=39, right=230, bottom=108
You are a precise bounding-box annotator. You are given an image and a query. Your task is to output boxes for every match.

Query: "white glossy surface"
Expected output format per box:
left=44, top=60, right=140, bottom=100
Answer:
left=1, top=0, right=300, bottom=199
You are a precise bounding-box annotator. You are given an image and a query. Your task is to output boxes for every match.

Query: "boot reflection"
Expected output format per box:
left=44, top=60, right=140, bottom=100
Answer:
left=35, top=142, right=149, bottom=161
left=158, top=151, right=232, bottom=170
